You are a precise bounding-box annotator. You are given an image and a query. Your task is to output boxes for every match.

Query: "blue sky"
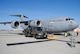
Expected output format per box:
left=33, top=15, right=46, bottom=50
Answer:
left=0, top=0, right=80, bottom=30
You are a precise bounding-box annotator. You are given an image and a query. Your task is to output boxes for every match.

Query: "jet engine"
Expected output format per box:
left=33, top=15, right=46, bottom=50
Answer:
left=11, top=21, right=20, bottom=28
left=30, top=20, right=41, bottom=27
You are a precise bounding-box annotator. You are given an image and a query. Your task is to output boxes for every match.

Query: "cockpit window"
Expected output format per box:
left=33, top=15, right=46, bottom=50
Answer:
left=66, top=18, right=74, bottom=21
left=70, top=18, right=74, bottom=20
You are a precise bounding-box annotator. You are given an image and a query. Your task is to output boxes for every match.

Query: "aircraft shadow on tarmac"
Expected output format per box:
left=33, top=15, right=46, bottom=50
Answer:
left=8, top=33, right=23, bottom=35
left=6, top=33, right=23, bottom=35
left=7, top=39, right=80, bottom=47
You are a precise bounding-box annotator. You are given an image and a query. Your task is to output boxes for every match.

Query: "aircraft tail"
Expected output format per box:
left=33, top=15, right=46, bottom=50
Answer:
left=10, top=14, right=28, bottom=20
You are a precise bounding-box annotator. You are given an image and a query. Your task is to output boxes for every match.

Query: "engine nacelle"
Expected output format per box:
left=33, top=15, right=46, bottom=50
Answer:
left=11, top=21, right=20, bottom=28
left=30, top=20, right=41, bottom=27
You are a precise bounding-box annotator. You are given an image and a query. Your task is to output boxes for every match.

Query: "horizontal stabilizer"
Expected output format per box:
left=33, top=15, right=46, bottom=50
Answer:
left=10, top=14, right=28, bottom=18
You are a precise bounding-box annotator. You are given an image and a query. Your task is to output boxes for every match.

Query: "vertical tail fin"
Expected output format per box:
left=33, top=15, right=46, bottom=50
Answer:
left=10, top=14, right=28, bottom=20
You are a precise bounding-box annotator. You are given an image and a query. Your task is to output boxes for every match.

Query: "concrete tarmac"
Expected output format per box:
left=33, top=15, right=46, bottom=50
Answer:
left=0, top=30, right=80, bottom=54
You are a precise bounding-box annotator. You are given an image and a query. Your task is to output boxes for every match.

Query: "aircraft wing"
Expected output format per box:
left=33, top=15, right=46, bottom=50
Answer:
left=0, top=21, right=31, bottom=25
left=0, top=22, right=11, bottom=25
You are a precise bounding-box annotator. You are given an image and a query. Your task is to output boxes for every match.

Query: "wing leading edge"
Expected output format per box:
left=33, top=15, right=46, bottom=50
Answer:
left=0, top=21, right=31, bottom=25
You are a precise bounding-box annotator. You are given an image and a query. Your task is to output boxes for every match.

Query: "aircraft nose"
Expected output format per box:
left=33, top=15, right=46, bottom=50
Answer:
left=73, top=21, right=79, bottom=28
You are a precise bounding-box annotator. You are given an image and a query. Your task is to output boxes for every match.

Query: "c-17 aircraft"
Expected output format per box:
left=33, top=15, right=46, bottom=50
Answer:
left=0, top=14, right=79, bottom=39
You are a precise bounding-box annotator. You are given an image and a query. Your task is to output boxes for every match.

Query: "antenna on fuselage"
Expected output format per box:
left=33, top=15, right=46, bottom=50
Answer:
left=10, top=14, right=28, bottom=20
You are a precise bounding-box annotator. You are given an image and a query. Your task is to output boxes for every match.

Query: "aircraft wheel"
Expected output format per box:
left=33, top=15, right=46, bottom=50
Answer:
left=64, top=33, right=71, bottom=37
left=24, top=32, right=28, bottom=37
left=23, top=31, right=30, bottom=37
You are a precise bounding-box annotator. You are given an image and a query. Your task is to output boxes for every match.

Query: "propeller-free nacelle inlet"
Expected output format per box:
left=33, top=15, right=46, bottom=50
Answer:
left=30, top=20, right=41, bottom=27
left=11, top=21, right=20, bottom=28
